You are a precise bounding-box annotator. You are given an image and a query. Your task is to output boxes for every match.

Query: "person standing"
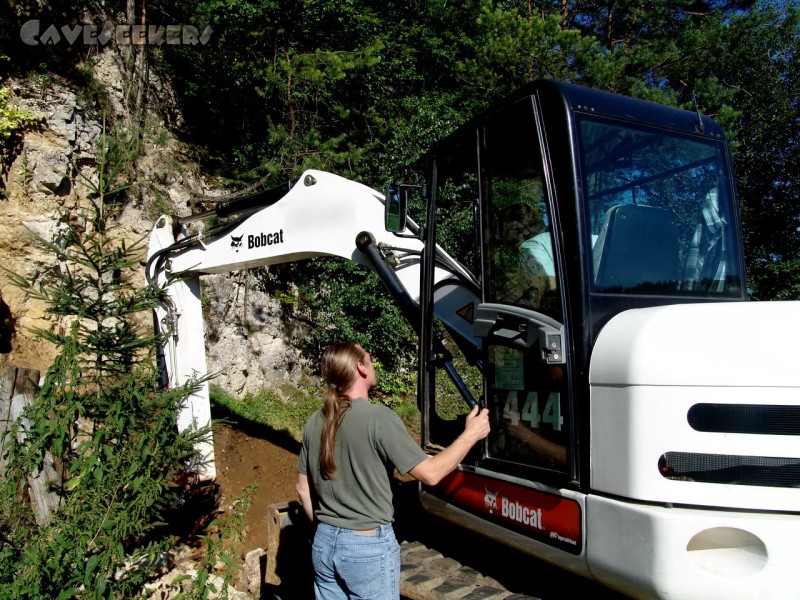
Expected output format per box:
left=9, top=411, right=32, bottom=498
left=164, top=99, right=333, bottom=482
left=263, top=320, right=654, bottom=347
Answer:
left=296, top=342, right=490, bottom=600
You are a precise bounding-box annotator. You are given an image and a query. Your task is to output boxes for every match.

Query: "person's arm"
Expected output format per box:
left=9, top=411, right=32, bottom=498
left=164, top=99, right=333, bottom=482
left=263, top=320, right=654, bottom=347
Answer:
left=505, top=422, right=567, bottom=465
left=503, top=404, right=567, bottom=466
left=408, top=405, right=490, bottom=486
left=296, top=473, right=314, bottom=522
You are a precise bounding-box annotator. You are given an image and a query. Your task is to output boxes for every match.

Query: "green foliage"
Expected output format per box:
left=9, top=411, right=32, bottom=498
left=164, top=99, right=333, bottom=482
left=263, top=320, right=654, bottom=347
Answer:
left=159, top=0, right=483, bottom=181
left=255, top=258, right=418, bottom=374
left=717, top=3, right=800, bottom=300
left=372, top=360, right=416, bottom=403
left=210, top=384, right=322, bottom=441
left=0, top=128, right=209, bottom=599
left=458, top=1, right=606, bottom=97
left=0, top=86, right=41, bottom=166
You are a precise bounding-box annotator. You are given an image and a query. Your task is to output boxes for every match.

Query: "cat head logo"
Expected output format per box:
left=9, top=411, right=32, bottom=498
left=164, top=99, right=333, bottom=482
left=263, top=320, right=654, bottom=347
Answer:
left=231, top=235, right=243, bottom=252
left=484, top=488, right=498, bottom=513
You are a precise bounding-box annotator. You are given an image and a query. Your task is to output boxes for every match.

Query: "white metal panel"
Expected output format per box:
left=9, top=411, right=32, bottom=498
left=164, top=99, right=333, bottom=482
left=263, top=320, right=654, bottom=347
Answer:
left=586, top=495, right=800, bottom=600
left=148, top=229, right=216, bottom=480
left=590, top=384, right=800, bottom=511
left=589, top=301, right=800, bottom=510
left=590, top=301, right=800, bottom=388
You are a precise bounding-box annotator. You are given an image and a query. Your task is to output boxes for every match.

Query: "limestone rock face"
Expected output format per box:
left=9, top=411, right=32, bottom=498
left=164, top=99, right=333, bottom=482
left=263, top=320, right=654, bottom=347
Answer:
left=0, top=49, right=303, bottom=395
left=202, top=273, right=309, bottom=397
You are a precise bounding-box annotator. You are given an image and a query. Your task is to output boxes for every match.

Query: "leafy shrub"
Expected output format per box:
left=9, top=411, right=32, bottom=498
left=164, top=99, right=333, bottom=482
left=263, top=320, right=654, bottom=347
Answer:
left=0, top=86, right=40, bottom=166
left=255, top=258, right=418, bottom=374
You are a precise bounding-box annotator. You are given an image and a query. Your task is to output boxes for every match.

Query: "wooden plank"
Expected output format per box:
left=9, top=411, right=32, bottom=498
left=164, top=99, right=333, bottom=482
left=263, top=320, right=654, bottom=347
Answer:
left=2, top=367, right=60, bottom=526
left=1, top=366, right=20, bottom=473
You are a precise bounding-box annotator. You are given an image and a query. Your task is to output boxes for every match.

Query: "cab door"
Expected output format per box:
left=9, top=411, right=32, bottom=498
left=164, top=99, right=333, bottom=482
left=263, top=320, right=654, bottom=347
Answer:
left=421, top=94, right=577, bottom=485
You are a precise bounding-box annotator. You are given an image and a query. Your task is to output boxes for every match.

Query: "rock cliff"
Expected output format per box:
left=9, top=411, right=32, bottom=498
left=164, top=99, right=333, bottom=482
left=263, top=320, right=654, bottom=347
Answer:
left=0, top=47, right=307, bottom=396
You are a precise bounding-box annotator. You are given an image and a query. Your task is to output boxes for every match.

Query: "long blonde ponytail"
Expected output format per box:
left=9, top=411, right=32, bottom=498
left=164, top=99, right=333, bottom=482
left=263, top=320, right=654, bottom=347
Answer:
left=319, top=342, right=365, bottom=480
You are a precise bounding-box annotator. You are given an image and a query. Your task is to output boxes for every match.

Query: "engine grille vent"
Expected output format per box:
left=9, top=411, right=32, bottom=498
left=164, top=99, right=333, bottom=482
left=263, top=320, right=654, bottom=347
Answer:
left=659, top=452, right=800, bottom=488
left=688, top=404, right=800, bottom=436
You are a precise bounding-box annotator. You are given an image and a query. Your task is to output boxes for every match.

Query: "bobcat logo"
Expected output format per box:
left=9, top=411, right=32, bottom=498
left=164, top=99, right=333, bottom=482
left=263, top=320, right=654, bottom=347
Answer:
left=231, top=235, right=243, bottom=252
left=484, top=488, right=498, bottom=513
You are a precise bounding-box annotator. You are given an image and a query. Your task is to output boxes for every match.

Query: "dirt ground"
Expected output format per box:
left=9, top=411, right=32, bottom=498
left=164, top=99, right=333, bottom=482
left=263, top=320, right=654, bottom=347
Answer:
left=212, top=417, right=302, bottom=561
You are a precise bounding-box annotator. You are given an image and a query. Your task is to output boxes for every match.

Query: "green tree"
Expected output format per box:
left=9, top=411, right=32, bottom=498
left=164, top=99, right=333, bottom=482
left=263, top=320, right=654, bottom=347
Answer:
left=710, top=3, right=800, bottom=299
left=161, top=0, right=385, bottom=179
left=481, top=0, right=800, bottom=299
left=0, top=128, right=208, bottom=598
left=568, top=0, right=800, bottom=299
left=457, top=1, right=608, bottom=99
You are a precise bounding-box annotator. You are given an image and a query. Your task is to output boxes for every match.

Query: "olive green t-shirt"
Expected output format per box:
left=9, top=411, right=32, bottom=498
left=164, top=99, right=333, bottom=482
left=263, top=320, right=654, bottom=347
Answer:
left=297, top=398, right=428, bottom=530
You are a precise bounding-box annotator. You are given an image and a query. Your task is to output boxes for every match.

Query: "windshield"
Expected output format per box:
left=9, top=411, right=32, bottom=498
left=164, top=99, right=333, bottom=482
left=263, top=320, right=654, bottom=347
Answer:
left=579, top=117, right=743, bottom=297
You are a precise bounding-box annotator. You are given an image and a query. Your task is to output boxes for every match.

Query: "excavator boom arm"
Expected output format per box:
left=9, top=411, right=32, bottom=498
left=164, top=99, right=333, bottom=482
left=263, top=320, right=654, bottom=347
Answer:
left=147, top=169, right=479, bottom=480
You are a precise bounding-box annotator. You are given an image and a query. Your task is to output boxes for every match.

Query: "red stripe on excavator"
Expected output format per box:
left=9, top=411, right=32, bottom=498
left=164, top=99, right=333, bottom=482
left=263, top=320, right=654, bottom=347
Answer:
left=430, top=471, right=582, bottom=555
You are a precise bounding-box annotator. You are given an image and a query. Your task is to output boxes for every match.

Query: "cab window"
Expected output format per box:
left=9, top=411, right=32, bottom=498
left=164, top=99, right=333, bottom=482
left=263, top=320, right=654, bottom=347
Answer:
left=482, top=100, right=562, bottom=321
left=579, top=117, right=743, bottom=297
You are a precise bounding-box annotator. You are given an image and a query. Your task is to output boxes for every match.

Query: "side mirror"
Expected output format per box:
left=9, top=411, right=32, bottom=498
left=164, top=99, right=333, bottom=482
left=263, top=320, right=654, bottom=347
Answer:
left=384, top=184, right=407, bottom=233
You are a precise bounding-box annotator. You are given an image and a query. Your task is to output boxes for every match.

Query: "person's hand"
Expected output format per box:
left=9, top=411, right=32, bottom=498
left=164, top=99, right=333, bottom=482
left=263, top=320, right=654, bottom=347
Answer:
left=502, top=405, right=529, bottom=441
left=464, top=404, right=490, bottom=443
left=502, top=405, right=520, bottom=425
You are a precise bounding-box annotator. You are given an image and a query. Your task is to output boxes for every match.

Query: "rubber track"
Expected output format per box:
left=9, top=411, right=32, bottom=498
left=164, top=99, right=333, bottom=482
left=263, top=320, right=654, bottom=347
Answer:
left=400, top=541, right=540, bottom=600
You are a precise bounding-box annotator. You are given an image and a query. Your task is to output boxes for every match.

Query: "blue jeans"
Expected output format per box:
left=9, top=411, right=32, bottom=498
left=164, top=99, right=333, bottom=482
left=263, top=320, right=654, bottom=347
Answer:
left=311, top=522, right=400, bottom=600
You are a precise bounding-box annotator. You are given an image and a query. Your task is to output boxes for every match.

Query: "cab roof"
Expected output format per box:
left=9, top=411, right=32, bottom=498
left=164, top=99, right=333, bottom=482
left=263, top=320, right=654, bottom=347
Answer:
left=426, top=79, right=726, bottom=163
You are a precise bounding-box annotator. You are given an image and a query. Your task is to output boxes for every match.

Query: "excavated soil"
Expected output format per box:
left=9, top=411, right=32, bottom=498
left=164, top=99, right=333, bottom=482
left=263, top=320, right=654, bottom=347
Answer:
left=212, top=417, right=302, bottom=561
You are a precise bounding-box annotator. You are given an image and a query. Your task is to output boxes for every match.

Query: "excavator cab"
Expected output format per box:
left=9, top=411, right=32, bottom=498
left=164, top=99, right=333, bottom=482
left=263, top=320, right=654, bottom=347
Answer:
left=407, top=80, right=746, bottom=557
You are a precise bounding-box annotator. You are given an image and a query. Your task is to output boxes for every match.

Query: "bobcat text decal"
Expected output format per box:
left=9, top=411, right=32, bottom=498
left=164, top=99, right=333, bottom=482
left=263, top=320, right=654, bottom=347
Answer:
left=231, top=230, right=285, bottom=251
left=248, top=229, right=284, bottom=249
left=483, top=487, right=543, bottom=529
left=501, top=497, right=543, bottom=530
